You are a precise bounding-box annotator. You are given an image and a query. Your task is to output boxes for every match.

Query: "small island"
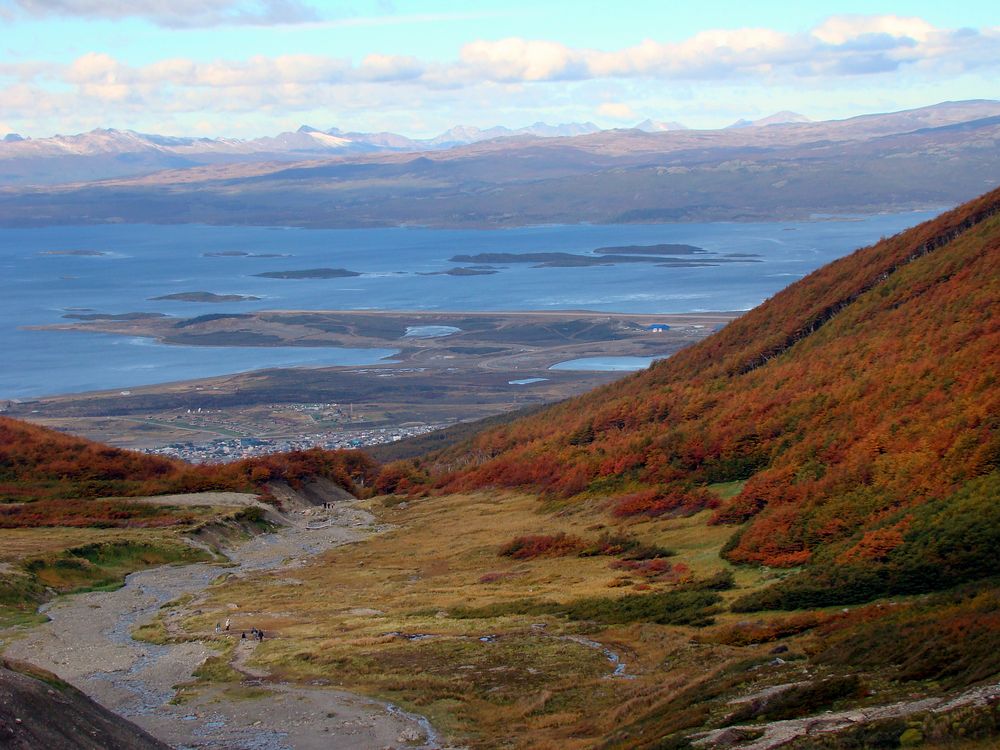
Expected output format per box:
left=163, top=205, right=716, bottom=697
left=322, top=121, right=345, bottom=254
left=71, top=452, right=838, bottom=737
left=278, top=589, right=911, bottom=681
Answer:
left=254, top=268, right=361, bottom=279
left=203, top=251, right=290, bottom=258
left=62, top=312, right=168, bottom=321
left=151, top=291, right=261, bottom=303
left=449, top=251, right=726, bottom=268
left=417, top=266, right=499, bottom=276
left=594, top=243, right=704, bottom=255
left=38, top=249, right=109, bottom=256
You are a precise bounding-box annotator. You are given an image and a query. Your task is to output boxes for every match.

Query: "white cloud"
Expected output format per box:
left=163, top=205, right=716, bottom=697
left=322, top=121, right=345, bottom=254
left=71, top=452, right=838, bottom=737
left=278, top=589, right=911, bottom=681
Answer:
left=357, top=54, right=423, bottom=83
left=0, top=14, right=997, bottom=136
left=459, top=38, right=585, bottom=82
left=4, top=0, right=319, bottom=27
left=3, top=14, right=996, bottom=94
left=597, top=102, right=635, bottom=120
left=812, top=15, right=935, bottom=45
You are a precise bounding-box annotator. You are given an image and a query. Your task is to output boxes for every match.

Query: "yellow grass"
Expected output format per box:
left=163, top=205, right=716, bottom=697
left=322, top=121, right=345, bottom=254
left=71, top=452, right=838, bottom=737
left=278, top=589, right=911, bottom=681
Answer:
left=0, top=527, right=185, bottom=563
left=0, top=505, right=243, bottom=632
left=188, top=491, right=777, bottom=748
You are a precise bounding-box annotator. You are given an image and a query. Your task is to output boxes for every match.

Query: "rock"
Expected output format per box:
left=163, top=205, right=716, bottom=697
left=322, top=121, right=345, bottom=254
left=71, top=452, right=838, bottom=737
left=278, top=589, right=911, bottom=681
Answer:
left=770, top=645, right=789, bottom=654
left=347, top=607, right=384, bottom=617
left=707, top=727, right=763, bottom=747
left=397, top=726, right=426, bottom=743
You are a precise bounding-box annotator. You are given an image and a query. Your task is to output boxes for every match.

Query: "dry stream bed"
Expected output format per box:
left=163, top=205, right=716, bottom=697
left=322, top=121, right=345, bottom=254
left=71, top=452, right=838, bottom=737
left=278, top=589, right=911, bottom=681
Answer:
left=4, top=495, right=442, bottom=750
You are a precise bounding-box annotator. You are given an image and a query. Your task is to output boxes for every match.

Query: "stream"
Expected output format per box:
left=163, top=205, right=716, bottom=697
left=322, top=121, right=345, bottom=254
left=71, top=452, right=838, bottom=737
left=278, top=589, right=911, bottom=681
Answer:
left=5, top=499, right=442, bottom=750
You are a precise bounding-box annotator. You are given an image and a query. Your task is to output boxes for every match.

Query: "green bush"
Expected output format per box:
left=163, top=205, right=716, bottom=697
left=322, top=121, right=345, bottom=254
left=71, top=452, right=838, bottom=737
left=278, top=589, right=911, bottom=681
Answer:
left=811, top=581, right=1000, bottom=690
left=732, top=473, right=1000, bottom=611
left=452, top=574, right=732, bottom=626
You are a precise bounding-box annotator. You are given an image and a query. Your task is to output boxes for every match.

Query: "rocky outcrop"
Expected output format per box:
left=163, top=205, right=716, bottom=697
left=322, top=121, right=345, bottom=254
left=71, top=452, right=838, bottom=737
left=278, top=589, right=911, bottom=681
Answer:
left=0, top=659, right=170, bottom=750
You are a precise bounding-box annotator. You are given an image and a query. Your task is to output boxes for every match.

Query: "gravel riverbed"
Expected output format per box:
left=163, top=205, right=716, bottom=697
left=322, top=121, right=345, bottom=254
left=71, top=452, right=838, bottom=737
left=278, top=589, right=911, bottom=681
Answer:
left=5, top=496, right=441, bottom=750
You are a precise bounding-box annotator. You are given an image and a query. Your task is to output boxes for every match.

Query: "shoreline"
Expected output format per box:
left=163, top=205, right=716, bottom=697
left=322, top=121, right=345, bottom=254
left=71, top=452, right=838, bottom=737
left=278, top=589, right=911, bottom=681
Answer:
left=4, top=308, right=737, bottom=457
left=8, top=308, right=739, bottom=403
left=0, top=206, right=943, bottom=232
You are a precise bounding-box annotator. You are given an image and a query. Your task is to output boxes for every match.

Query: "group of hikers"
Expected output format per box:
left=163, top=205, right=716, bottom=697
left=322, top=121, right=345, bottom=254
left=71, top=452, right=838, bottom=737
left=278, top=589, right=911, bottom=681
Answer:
left=213, top=616, right=265, bottom=641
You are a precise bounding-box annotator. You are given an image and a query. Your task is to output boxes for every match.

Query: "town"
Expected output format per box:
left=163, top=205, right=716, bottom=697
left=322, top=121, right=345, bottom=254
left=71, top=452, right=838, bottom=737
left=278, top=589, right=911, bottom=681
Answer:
left=140, top=422, right=447, bottom=462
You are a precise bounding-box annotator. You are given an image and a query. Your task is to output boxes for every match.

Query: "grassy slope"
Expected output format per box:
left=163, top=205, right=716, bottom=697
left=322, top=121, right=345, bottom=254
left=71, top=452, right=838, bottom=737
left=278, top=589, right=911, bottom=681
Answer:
left=188, top=491, right=753, bottom=748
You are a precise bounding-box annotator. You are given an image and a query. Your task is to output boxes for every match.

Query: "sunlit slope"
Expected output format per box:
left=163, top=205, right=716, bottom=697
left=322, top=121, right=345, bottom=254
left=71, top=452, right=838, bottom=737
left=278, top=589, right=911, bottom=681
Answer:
left=0, top=416, right=375, bottom=521
left=398, top=186, right=1000, bottom=603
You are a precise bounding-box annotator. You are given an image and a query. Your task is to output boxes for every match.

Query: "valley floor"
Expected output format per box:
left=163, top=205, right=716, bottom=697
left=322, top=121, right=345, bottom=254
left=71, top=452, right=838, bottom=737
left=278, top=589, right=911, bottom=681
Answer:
left=1, top=491, right=440, bottom=749
left=3, top=487, right=999, bottom=749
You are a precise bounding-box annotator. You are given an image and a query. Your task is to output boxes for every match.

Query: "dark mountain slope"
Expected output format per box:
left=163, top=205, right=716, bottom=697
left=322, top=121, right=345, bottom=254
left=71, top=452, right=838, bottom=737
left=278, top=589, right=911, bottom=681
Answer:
left=0, top=659, right=169, bottom=749
left=395, top=186, right=1000, bottom=606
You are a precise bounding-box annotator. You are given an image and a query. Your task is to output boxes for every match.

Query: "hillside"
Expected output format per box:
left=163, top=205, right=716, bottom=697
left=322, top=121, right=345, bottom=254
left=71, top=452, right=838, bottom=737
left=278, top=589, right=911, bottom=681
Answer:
left=0, top=416, right=375, bottom=524
left=389, top=186, right=1000, bottom=610
left=2, top=192, right=998, bottom=748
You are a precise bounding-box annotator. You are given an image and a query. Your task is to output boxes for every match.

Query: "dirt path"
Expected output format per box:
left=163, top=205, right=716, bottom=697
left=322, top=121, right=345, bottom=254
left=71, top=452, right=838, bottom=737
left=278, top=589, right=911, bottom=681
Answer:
left=5, top=496, right=443, bottom=750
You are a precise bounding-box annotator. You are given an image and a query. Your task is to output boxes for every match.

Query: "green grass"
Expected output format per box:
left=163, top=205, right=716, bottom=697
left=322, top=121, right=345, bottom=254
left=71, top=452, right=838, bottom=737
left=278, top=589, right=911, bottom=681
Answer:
left=0, top=608, right=49, bottom=632
left=722, top=675, right=864, bottom=725
left=132, top=614, right=170, bottom=644
left=221, top=685, right=275, bottom=701
left=192, top=641, right=242, bottom=683
left=1, top=657, right=72, bottom=690
left=705, top=481, right=747, bottom=500
left=451, top=572, right=733, bottom=627
left=25, top=540, right=210, bottom=595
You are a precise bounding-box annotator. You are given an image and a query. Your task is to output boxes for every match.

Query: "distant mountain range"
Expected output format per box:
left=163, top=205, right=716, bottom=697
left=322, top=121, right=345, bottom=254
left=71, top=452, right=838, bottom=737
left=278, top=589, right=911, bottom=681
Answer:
left=727, top=110, right=811, bottom=128
left=4, top=101, right=990, bottom=188
left=1, top=100, right=999, bottom=226
left=0, top=119, right=611, bottom=185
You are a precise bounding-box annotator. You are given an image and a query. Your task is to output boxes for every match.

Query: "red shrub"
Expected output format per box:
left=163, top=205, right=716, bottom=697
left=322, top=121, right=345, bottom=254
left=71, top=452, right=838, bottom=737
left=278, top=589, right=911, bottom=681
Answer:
left=612, top=488, right=719, bottom=518
left=498, top=532, right=585, bottom=559
left=609, top=558, right=691, bottom=582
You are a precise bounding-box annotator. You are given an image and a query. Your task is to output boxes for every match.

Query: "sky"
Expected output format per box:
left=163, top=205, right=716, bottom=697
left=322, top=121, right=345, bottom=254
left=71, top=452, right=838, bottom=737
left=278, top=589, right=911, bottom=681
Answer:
left=0, top=0, right=998, bottom=138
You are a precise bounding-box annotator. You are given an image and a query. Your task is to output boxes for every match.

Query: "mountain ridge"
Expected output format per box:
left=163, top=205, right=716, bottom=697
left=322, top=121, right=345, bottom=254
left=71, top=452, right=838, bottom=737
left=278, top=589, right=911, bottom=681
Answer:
left=2, top=102, right=998, bottom=227
left=2, top=99, right=998, bottom=189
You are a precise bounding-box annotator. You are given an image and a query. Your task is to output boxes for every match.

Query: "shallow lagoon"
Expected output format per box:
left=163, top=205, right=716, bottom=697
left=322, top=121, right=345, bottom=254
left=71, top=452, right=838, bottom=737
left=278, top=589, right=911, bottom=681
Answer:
left=550, top=356, right=667, bottom=372
left=0, top=212, right=937, bottom=398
